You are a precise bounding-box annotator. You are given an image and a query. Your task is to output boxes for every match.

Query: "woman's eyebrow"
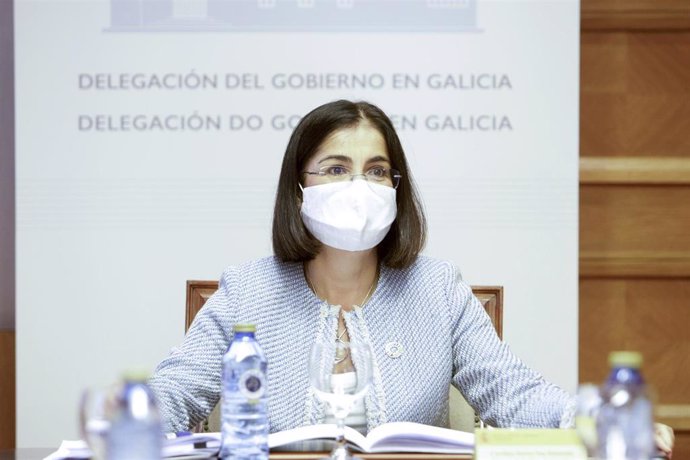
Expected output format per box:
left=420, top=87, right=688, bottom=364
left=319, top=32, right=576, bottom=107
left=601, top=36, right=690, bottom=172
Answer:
left=317, top=154, right=352, bottom=164
left=365, top=155, right=391, bottom=164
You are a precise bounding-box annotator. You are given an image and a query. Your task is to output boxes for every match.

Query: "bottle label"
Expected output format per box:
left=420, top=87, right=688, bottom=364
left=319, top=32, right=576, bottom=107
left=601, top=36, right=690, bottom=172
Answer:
left=239, top=369, right=266, bottom=400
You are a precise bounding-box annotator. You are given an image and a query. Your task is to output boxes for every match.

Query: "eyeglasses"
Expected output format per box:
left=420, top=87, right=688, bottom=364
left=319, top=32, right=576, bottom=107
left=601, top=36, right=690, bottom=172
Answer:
left=302, top=165, right=402, bottom=189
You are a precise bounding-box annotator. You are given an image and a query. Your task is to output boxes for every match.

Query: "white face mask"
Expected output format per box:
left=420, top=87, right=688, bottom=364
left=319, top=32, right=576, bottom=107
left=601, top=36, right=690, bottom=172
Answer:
left=300, top=180, right=397, bottom=252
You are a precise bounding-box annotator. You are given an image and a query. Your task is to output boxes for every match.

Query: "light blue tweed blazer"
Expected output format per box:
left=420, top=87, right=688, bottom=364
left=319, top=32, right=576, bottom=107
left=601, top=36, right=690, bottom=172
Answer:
left=149, top=256, right=575, bottom=433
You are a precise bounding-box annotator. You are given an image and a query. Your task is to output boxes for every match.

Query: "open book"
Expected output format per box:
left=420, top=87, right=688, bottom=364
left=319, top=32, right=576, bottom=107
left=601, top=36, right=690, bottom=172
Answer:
left=46, top=433, right=221, bottom=459
left=269, top=422, right=474, bottom=454
left=47, top=422, right=473, bottom=458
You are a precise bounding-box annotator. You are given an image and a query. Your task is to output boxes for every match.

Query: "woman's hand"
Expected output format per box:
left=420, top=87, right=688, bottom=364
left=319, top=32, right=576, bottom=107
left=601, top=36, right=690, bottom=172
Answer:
left=655, top=423, right=675, bottom=458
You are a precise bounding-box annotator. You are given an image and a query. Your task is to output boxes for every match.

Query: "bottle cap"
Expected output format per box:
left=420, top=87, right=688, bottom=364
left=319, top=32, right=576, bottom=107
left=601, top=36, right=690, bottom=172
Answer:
left=233, top=324, right=256, bottom=333
left=121, top=369, right=151, bottom=382
left=608, top=351, right=643, bottom=368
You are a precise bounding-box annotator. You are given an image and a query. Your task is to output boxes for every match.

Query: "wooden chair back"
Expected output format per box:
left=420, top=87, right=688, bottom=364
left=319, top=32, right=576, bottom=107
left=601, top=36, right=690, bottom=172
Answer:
left=186, top=280, right=502, bottom=337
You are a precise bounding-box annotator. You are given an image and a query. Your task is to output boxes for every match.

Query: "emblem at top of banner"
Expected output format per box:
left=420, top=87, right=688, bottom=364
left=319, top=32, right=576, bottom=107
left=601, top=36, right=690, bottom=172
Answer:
left=106, top=0, right=479, bottom=33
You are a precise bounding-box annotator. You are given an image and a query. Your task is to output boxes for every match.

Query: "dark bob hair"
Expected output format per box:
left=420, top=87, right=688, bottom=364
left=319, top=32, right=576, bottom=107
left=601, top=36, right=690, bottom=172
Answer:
left=272, top=100, right=426, bottom=269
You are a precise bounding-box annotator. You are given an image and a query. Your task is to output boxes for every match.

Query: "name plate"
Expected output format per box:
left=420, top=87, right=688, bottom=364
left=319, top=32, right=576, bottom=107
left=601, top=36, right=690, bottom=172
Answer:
left=475, top=428, right=587, bottom=460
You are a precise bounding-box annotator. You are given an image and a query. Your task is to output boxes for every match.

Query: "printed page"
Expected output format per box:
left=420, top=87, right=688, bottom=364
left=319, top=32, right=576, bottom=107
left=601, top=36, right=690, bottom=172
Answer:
left=268, top=424, right=368, bottom=451
left=366, top=422, right=474, bottom=453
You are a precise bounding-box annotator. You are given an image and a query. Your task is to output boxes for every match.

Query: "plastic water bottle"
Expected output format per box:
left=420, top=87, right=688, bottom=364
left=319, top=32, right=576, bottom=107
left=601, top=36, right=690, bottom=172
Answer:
left=220, top=324, right=269, bottom=460
left=106, top=372, right=162, bottom=460
left=596, top=351, right=654, bottom=460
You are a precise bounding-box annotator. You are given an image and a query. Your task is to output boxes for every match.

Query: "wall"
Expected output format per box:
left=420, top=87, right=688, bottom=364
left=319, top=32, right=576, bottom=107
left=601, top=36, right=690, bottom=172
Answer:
left=579, top=0, right=690, bottom=457
left=0, top=0, right=15, bottom=450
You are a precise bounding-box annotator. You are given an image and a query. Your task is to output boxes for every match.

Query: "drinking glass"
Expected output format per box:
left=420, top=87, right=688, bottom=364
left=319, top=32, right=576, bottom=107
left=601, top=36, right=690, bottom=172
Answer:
left=575, top=383, right=602, bottom=457
left=79, top=385, right=119, bottom=460
left=309, top=339, right=373, bottom=460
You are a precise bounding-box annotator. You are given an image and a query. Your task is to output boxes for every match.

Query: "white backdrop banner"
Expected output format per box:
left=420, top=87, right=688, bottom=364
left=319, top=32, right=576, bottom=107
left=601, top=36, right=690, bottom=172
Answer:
left=15, top=0, right=579, bottom=447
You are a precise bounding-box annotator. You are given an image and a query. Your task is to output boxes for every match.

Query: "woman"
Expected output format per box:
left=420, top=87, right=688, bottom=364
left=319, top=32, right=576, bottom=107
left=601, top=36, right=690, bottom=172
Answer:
left=149, top=100, right=673, bottom=455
